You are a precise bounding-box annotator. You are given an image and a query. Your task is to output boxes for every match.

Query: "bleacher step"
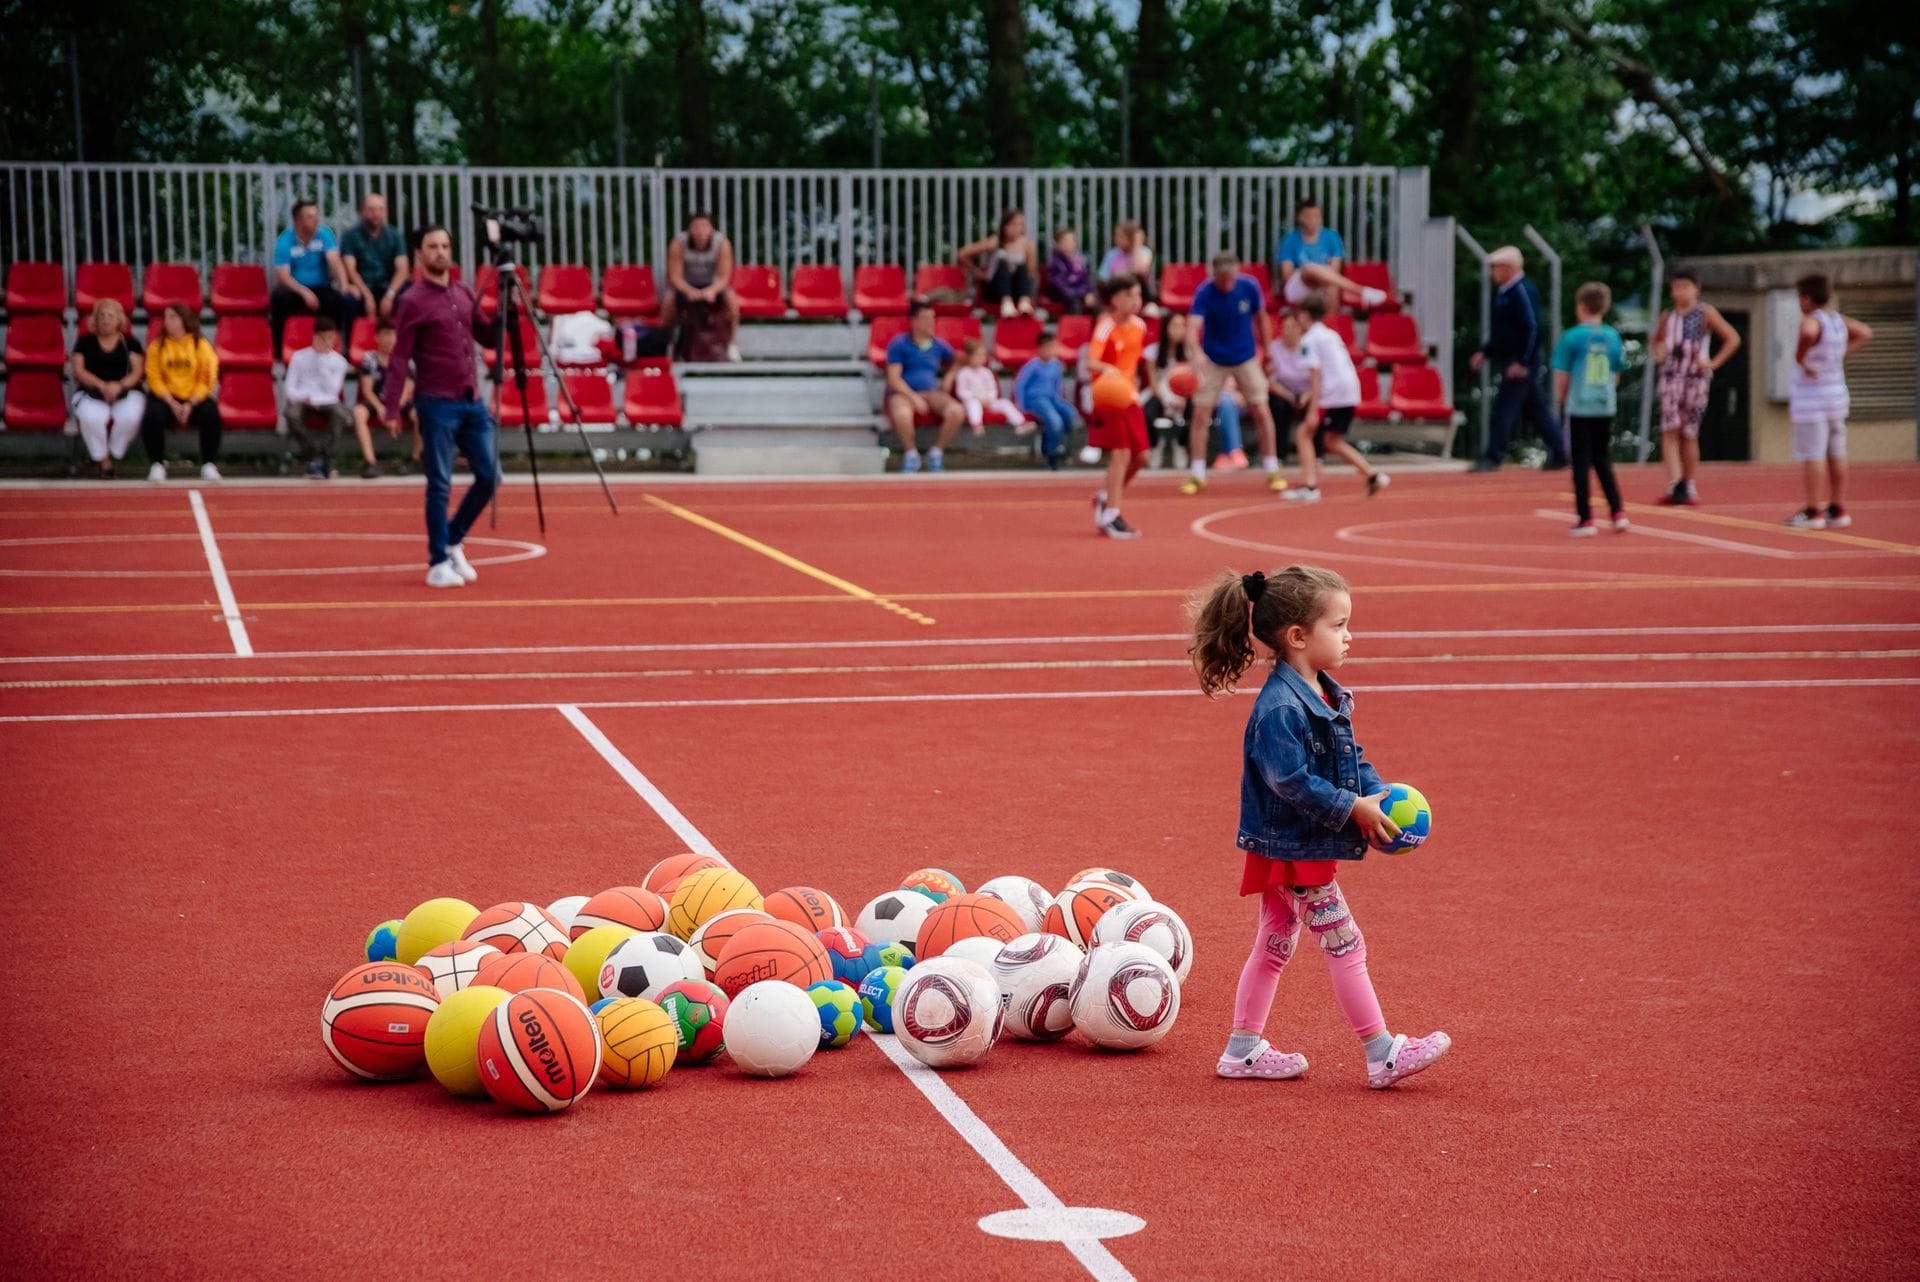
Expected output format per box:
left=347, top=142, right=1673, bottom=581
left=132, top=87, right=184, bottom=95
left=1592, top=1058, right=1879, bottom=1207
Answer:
left=680, top=374, right=871, bottom=426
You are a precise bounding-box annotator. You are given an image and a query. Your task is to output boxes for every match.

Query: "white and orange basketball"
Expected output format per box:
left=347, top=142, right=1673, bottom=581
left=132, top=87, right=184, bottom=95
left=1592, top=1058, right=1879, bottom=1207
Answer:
left=321, top=962, right=441, bottom=1081
left=764, top=886, right=847, bottom=932
left=569, top=886, right=669, bottom=939
left=643, top=853, right=727, bottom=897
left=1043, top=882, right=1132, bottom=950
left=414, top=939, right=500, bottom=999
left=475, top=988, right=602, bottom=1112
left=463, top=901, right=570, bottom=961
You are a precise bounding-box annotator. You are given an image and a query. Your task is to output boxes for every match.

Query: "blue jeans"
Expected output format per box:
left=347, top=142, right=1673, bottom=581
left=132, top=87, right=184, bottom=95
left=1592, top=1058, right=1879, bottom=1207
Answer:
left=1215, top=396, right=1243, bottom=455
left=1485, top=367, right=1568, bottom=465
left=417, top=395, right=500, bottom=567
left=1022, top=395, right=1078, bottom=458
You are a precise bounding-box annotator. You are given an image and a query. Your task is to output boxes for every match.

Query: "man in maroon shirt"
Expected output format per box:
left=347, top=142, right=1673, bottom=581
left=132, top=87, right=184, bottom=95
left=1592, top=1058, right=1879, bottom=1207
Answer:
left=384, top=226, right=501, bottom=588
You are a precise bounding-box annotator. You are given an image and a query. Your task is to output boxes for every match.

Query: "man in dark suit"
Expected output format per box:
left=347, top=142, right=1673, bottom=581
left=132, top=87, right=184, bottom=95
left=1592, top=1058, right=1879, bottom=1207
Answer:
left=1469, top=245, right=1569, bottom=472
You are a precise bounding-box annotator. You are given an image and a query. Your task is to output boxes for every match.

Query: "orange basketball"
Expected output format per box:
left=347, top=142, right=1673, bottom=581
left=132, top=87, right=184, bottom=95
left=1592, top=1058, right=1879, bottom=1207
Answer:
left=764, top=886, right=847, bottom=932
left=711, top=919, right=833, bottom=998
left=570, top=886, right=669, bottom=939
left=688, top=907, right=773, bottom=978
left=643, top=853, right=725, bottom=897
left=463, top=901, right=569, bottom=961
left=1043, top=882, right=1130, bottom=949
left=1091, top=371, right=1135, bottom=412
left=472, top=950, right=586, bottom=1002
left=475, top=988, right=601, bottom=1112
left=915, top=893, right=1026, bottom=960
left=321, top=962, right=440, bottom=1080
left=1167, top=363, right=1198, bottom=398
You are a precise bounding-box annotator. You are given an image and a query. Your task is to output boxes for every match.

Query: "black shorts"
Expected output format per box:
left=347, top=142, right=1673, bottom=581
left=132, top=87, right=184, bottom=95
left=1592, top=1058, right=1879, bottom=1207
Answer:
left=1317, top=405, right=1356, bottom=437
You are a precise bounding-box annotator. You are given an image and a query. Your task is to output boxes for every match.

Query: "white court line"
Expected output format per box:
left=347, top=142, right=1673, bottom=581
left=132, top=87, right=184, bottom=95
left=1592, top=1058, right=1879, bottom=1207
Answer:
left=187, top=491, right=252, bottom=657
left=1530, top=510, right=1798, bottom=559
left=7, top=678, right=1919, bottom=724
left=7, top=623, right=1920, bottom=667
left=554, top=704, right=1134, bottom=1282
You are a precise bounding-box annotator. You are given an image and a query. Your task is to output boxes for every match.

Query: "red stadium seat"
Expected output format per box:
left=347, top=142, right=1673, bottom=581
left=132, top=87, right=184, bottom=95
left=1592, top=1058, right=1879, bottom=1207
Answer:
left=4, top=315, right=68, bottom=369
left=2, top=370, right=68, bottom=430
left=913, top=264, right=972, bottom=315
left=934, top=316, right=982, bottom=351
left=1142, top=314, right=1163, bottom=348
left=990, top=316, right=1041, bottom=370
left=280, top=316, right=315, bottom=365
left=732, top=265, right=785, bottom=319
left=1158, top=263, right=1207, bottom=313
left=536, top=265, right=595, bottom=315
left=6, top=261, right=67, bottom=314
left=144, top=319, right=166, bottom=350
left=213, top=317, right=273, bottom=370
left=854, top=265, right=909, bottom=317
left=411, top=263, right=464, bottom=285
left=1324, top=313, right=1360, bottom=361
left=1053, top=314, right=1093, bottom=362
left=218, top=370, right=279, bottom=429
left=1354, top=367, right=1391, bottom=422
left=475, top=264, right=526, bottom=320
left=75, top=262, right=135, bottom=315
left=348, top=317, right=378, bottom=365
left=790, top=266, right=849, bottom=319
left=1241, top=264, right=1276, bottom=311
left=1343, top=261, right=1400, bottom=313
left=560, top=373, right=617, bottom=425
left=480, top=315, right=542, bottom=372
left=601, top=265, right=660, bottom=320
left=1387, top=365, right=1453, bottom=420
left=143, top=263, right=203, bottom=315
left=496, top=376, right=549, bottom=427
left=1362, top=313, right=1425, bottom=366
left=210, top=263, right=270, bottom=315
left=622, top=365, right=683, bottom=427
left=866, top=316, right=911, bottom=367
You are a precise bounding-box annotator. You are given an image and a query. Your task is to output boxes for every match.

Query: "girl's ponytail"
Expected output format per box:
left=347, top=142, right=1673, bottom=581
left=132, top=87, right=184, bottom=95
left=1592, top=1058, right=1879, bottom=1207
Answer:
left=1189, top=570, right=1263, bottom=698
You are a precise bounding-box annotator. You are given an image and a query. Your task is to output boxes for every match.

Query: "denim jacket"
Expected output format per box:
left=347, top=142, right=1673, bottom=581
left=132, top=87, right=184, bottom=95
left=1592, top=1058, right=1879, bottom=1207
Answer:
left=1238, top=664, right=1384, bottom=861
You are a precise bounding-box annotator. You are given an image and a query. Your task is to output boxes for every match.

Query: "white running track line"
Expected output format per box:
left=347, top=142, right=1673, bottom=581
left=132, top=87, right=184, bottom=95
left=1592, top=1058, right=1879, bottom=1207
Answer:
left=6, top=678, right=1920, bottom=724
left=188, top=490, right=252, bottom=657
left=554, top=703, right=1134, bottom=1282
left=1529, top=510, right=1798, bottom=558
left=7, top=623, right=1920, bottom=667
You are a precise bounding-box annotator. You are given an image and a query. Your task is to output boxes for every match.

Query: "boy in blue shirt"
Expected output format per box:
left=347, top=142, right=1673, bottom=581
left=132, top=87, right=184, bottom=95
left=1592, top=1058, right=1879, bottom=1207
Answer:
left=1013, top=330, right=1077, bottom=469
left=1273, top=202, right=1387, bottom=310
left=1550, top=281, right=1629, bottom=536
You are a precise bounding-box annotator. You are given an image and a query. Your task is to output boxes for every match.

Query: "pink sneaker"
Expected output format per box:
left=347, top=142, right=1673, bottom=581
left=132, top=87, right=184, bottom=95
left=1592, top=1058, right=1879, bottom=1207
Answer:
left=1216, top=1039, right=1309, bottom=1080
left=1367, top=1031, right=1452, bottom=1089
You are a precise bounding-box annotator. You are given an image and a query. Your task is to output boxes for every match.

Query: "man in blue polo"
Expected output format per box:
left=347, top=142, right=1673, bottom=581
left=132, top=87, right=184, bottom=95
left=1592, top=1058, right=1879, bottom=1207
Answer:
left=269, top=199, right=361, bottom=357
left=883, top=299, right=963, bottom=473
left=1183, top=252, right=1284, bottom=494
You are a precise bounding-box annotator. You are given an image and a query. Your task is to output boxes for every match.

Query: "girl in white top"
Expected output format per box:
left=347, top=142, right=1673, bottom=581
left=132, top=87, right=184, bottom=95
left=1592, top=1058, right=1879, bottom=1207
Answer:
left=1265, top=310, right=1313, bottom=432
left=1283, top=292, right=1386, bottom=501
left=953, top=339, right=1026, bottom=433
left=1786, top=272, right=1873, bottom=530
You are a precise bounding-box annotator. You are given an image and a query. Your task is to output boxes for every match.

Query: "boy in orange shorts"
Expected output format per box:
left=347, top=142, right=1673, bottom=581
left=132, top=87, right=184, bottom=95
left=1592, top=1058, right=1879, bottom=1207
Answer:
left=1087, top=274, right=1148, bottom=539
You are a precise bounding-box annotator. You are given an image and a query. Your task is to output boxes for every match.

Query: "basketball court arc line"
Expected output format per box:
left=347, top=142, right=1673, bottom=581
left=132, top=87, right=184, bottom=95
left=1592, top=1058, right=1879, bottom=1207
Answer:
left=6, top=677, right=1918, bottom=724
left=1620, top=502, right=1920, bottom=556
left=188, top=490, right=252, bottom=657
left=552, top=703, right=1135, bottom=1282
left=1528, top=510, right=1800, bottom=559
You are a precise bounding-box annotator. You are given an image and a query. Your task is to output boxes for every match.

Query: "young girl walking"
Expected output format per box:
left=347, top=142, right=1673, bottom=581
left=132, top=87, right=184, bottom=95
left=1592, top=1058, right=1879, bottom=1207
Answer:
left=1190, top=564, right=1451, bottom=1087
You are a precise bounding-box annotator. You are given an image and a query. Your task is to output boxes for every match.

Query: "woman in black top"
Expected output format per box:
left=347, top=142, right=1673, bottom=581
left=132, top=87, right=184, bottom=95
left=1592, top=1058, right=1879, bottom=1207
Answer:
left=71, top=299, right=147, bottom=478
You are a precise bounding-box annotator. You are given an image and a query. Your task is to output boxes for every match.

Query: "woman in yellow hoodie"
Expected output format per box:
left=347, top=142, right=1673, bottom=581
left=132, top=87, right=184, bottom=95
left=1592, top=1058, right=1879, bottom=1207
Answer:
left=142, top=303, right=223, bottom=480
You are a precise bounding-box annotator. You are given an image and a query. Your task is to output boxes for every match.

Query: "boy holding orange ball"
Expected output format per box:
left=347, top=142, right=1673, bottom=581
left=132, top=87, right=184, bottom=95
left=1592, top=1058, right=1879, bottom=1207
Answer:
left=1087, top=274, right=1148, bottom=539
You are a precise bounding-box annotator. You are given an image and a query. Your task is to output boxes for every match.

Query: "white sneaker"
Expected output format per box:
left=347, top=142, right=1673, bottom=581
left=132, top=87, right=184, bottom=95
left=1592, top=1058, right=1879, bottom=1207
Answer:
left=447, top=543, right=479, bottom=583
left=726, top=343, right=742, bottom=363
left=1281, top=486, right=1321, bottom=503
left=1785, top=509, right=1827, bottom=530
left=426, top=560, right=465, bottom=588
left=1361, top=287, right=1389, bottom=308
left=146, top=462, right=167, bottom=482
left=999, top=298, right=1016, bottom=319
left=199, top=462, right=222, bottom=481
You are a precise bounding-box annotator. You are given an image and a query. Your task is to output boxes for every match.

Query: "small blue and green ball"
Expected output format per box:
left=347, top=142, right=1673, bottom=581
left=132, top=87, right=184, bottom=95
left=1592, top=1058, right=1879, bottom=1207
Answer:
left=364, top=919, right=402, bottom=962
left=808, top=980, right=863, bottom=1048
left=857, top=965, right=909, bottom=1033
left=1370, top=783, right=1432, bottom=854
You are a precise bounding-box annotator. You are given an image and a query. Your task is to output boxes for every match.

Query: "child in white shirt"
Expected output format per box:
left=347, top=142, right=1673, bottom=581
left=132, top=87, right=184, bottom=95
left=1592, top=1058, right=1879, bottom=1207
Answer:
left=953, top=339, right=1027, bottom=433
left=1283, top=292, right=1387, bottom=501
left=282, top=317, right=353, bottom=478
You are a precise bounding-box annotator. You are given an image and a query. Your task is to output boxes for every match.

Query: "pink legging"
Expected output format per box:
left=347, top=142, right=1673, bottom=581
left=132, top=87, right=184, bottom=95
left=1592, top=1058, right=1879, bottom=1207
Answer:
left=1231, top=881, right=1386, bottom=1040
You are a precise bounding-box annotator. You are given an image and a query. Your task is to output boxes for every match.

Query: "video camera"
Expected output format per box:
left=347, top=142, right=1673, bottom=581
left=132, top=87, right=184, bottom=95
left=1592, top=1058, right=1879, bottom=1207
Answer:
left=471, top=204, right=543, bottom=266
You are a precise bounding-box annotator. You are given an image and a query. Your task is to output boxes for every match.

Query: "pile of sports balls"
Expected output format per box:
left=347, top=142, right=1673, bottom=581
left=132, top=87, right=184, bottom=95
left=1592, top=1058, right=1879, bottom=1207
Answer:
left=325, top=854, right=1191, bottom=1114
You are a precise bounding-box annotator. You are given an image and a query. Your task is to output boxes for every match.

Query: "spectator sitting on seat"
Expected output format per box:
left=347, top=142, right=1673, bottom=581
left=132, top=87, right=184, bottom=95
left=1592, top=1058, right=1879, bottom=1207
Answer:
left=340, top=191, right=410, bottom=320
left=953, top=338, right=1027, bottom=435
left=270, top=198, right=361, bottom=358
left=282, top=316, right=353, bottom=479
left=352, top=318, right=417, bottom=479
left=1014, top=329, right=1077, bottom=469
left=140, top=303, right=222, bottom=482
left=1045, top=227, right=1096, bottom=315
left=959, top=209, right=1039, bottom=319
left=1274, top=201, right=1387, bottom=311
left=1098, top=220, right=1159, bottom=312
left=662, top=211, right=740, bottom=362
left=70, top=298, right=146, bottom=479
left=1266, top=310, right=1313, bottom=450
left=884, top=299, right=963, bottom=473
left=550, top=309, right=615, bottom=366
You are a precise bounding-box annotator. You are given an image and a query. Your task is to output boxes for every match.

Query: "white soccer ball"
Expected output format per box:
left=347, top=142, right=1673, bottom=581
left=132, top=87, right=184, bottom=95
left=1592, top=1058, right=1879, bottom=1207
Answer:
left=544, top=895, right=591, bottom=932
left=975, top=875, right=1053, bottom=933
left=1069, top=942, right=1181, bottom=1051
left=990, top=932, right=1082, bottom=1041
left=855, top=888, right=937, bottom=946
left=598, top=931, right=701, bottom=1002
left=1091, top=900, right=1194, bottom=983
left=894, top=956, right=1003, bottom=1069
left=1068, top=867, right=1152, bottom=901
left=726, top=980, right=820, bottom=1077
left=942, top=936, right=1007, bottom=972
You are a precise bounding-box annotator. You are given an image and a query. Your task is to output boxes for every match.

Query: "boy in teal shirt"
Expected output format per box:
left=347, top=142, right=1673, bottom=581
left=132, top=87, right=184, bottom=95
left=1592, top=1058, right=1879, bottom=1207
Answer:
left=1551, top=281, right=1628, bottom=535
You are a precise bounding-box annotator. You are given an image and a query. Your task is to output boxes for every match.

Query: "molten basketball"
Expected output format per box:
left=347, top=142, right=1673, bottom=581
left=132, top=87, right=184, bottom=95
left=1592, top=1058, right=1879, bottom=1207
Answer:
left=1043, top=881, right=1131, bottom=949
left=1091, top=371, right=1135, bottom=411
left=643, top=852, right=726, bottom=897
left=667, top=867, right=763, bottom=941
left=689, top=908, right=773, bottom=978
left=472, top=951, right=586, bottom=1002
left=764, top=886, right=847, bottom=932
left=476, top=988, right=602, bottom=1112
left=570, top=886, right=669, bottom=939
left=321, top=962, right=441, bottom=1081
left=595, top=997, right=679, bottom=1089
left=1166, top=363, right=1198, bottom=398
left=463, top=901, right=570, bottom=961
left=915, top=893, right=1026, bottom=960
left=415, top=939, right=500, bottom=999
left=712, top=919, right=834, bottom=998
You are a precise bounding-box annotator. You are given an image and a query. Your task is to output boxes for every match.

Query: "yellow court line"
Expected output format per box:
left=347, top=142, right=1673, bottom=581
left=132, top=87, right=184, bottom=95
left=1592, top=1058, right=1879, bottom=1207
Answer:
left=640, top=494, right=936, bottom=626
left=1622, top=502, right=1920, bottom=557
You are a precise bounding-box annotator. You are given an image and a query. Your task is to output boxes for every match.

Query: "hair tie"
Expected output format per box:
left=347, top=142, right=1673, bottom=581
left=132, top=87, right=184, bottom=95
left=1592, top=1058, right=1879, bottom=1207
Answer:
left=1241, top=571, right=1267, bottom=602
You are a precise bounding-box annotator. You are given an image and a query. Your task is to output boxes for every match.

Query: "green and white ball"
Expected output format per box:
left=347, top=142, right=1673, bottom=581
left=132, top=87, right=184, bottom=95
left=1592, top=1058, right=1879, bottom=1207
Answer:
left=1372, top=783, right=1432, bottom=854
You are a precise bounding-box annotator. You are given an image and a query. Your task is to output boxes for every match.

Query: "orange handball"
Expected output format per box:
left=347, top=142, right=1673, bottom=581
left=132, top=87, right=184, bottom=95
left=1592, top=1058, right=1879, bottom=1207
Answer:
left=643, top=853, right=725, bottom=897
left=712, top=919, right=833, bottom=998
left=570, top=886, right=670, bottom=940
left=1091, top=371, right=1136, bottom=412
left=915, top=893, right=1025, bottom=960
left=764, top=886, right=847, bottom=933
left=472, top=951, right=586, bottom=1003
left=1043, top=882, right=1131, bottom=949
left=1167, top=363, right=1198, bottom=398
